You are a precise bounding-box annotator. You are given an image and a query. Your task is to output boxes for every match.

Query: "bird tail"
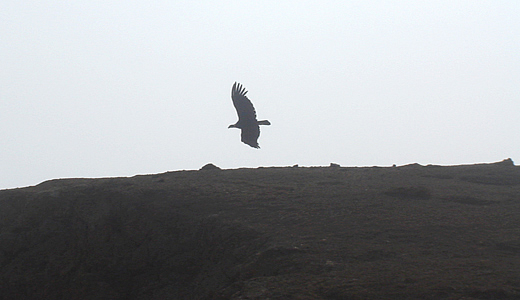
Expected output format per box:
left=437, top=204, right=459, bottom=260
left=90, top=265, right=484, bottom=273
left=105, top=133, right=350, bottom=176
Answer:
left=258, top=120, right=271, bottom=126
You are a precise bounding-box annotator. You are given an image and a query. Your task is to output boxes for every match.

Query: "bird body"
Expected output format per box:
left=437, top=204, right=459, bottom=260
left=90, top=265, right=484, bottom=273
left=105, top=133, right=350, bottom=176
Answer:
left=228, top=82, right=270, bottom=148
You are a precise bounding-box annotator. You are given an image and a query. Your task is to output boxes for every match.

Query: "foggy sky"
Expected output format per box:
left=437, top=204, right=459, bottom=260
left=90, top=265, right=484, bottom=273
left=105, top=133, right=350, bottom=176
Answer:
left=2, top=1, right=519, bottom=189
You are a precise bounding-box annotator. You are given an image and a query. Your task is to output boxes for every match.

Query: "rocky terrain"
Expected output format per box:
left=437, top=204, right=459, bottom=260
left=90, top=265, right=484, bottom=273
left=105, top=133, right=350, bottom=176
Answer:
left=1, top=159, right=519, bottom=299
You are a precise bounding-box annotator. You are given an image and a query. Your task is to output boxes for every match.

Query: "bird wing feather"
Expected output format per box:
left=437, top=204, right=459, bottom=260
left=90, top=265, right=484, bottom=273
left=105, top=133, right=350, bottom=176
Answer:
left=241, top=125, right=261, bottom=148
left=232, top=82, right=258, bottom=122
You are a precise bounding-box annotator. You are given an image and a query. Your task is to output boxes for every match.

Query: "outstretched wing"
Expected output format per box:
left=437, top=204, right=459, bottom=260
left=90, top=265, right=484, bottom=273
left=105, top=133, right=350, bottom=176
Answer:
left=231, top=82, right=258, bottom=122
left=241, top=125, right=261, bottom=148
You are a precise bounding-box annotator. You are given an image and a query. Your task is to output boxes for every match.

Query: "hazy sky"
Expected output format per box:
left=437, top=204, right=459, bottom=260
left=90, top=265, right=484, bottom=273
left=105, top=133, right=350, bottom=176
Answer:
left=2, top=1, right=519, bottom=189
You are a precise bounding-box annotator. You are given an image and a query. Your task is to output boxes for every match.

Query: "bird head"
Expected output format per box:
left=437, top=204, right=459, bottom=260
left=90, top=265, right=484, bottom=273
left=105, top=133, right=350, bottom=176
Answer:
left=228, top=124, right=237, bottom=129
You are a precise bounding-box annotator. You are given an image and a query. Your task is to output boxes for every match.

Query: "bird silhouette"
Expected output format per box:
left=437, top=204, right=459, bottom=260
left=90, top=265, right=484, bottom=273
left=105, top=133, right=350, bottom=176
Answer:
left=228, top=82, right=271, bottom=148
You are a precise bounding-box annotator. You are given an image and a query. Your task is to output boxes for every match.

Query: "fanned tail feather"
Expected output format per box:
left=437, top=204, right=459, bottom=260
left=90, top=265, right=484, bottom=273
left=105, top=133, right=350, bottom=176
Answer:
left=258, top=120, right=271, bottom=125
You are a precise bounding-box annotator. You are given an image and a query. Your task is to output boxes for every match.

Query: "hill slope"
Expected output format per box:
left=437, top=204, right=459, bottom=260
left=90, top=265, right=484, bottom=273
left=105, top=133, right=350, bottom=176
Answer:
left=1, top=159, right=520, bottom=299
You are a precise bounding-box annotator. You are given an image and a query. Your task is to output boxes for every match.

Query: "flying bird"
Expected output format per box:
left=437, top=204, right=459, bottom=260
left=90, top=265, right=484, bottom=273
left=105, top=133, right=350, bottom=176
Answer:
left=228, top=82, right=271, bottom=148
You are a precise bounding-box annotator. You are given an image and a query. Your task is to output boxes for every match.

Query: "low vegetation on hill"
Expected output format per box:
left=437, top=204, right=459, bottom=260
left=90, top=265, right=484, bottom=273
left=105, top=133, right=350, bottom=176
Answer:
left=1, top=159, right=519, bottom=299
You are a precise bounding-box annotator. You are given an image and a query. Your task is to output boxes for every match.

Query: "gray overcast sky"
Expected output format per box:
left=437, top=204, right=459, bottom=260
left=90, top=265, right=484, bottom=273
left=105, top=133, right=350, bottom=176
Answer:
left=1, top=1, right=519, bottom=189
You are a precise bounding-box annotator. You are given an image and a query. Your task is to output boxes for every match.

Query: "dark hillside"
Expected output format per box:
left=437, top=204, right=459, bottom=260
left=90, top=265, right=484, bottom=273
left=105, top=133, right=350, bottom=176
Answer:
left=1, top=159, right=520, bottom=299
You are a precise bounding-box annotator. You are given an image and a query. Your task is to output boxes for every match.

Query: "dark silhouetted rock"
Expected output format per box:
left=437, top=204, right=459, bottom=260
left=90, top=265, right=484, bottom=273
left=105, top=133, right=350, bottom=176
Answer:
left=200, top=163, right=221, bottom=170
left=493, top=158, right=514, bottom=166
left=399, top=163, right=423, bottom=168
